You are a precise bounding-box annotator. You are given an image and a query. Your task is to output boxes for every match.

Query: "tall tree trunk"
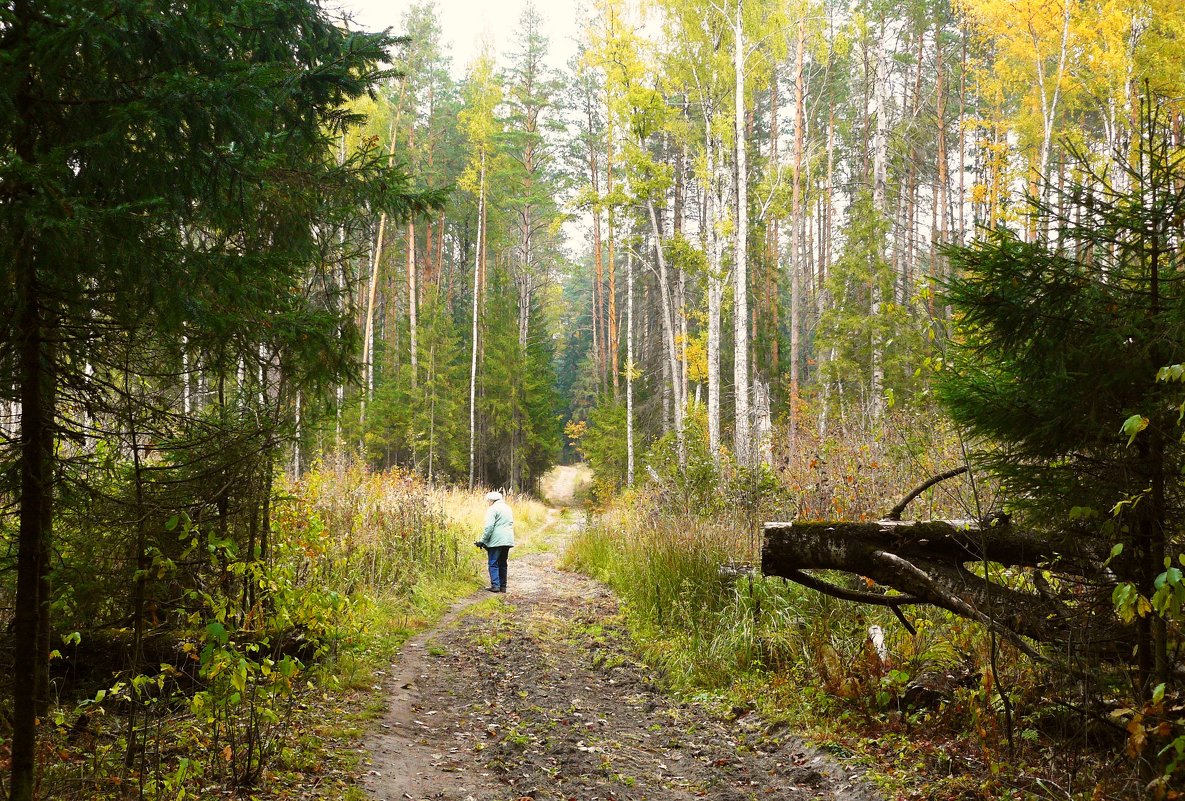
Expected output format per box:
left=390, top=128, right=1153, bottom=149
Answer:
left=869, top=16, right=889, bottom=423
left=13, top=241, right=53, bottom=801
left=733, top=0, right=752, bottom=466
left=768, top=66, right=781, bottom=379
left=11, top=28, right=51, bottom=791
left=182, top=332, right=192, bottom=417
left=707, top=133, right=724, bottom=463
left=674, top=133, right=688, bottom=412
left=335, top=130, right=347, bottom=450
left=607, top=105, right=619, bottom=397
left=648, top=198, right=686, bottom=466
left=408, top=219, right=418, bottom=388
left=588, top=92, right=606, bottom=392
left=790, top=14, right=806, bottom=450
left=626, top=245, right=635, bottom=485
left=468, top=154, right=486, bottom=490
left=293, top=389, right=302, bottom=479
left=123, top=357, right=149, bottom=771
left=934, top=21, right=948, bottom=318
left=360, top=119, right=397, bottom=439
left=958, top=31, right=967, bottom=243
left=1034, top=0, right=1072, bottom=225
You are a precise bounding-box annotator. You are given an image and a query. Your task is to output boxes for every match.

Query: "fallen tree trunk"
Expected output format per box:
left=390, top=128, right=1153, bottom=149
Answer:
left=762, top=516, right=1122, bottom=654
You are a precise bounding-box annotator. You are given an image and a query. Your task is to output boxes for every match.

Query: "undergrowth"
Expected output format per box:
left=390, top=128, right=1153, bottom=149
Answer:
left=564, top=410, right=1135, bottom=800
left=33, top=460, right=516, bottom=800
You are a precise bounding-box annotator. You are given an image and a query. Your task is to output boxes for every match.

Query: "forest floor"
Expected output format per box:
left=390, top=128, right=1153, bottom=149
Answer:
left=357, top=466, right=882, bottom=801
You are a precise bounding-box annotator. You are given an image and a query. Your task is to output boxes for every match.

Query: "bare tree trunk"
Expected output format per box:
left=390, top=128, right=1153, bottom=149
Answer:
left=361, top=119, right=397, bottom=439
left=182, top=332, right=192, bottom=417
left=958, top=32, right=967, bottom=243
left=754, top=378, right=772, bottom=467
left=935, top=22, right=948, bottom=318
left=869, top=15, right=889, bottom=423
left=408, top=219, right=418, bottom=388
left=1034, top=0, right=1072, bottom=223
left=587, top=91, right=606, bottom=393
left=468, top=154, right=486, bottom=490
left=607, top=108, right=619, bottom=397
left=293, top=389, right=302, bottom=479
left=789, top=14, right=806, bottom=451
left=674, top=134, right=689, bottom=414
left=733, top=0, right=752, bottom=466
left=648, top=198, right=686, bottom=466
left=707, top=133, right=724, bottom=462
left=768, top=70, right=781, bottom=379
left=12, top=230, right=53, bottom=801
left=626, top=245, right=635, bottom=484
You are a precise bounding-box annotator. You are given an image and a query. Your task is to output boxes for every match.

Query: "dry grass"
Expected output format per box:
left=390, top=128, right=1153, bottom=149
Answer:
left=438, top=487, right=552, bottom=549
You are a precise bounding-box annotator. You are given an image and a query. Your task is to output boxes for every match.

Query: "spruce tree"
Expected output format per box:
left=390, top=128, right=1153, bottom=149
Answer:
left=938, top=98, right=1185, bottom=691
left=0, top=2, right=432, bottom=796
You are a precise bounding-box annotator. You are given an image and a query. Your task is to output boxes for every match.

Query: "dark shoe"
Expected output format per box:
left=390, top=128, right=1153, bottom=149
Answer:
left=485, top=586, right=499, bottom=593
left=498, top=586, right=507, bottom=593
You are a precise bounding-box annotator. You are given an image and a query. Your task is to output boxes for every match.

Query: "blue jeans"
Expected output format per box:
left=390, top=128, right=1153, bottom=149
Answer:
left=487, top=545, right=510, bottom=590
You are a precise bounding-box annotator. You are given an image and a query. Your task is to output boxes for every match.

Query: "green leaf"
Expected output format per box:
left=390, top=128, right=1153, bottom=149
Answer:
left=1120, top=414, right=1149, bottom=446
left=205, top=621, right=229, bottom=646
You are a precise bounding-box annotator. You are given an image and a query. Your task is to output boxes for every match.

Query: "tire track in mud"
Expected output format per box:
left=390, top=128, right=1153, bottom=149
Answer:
left=360, top=502, right=880, bottom=801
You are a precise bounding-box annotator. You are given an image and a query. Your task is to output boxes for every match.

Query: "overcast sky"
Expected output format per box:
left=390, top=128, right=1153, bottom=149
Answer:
left=331, top=0, right=584, bottom=76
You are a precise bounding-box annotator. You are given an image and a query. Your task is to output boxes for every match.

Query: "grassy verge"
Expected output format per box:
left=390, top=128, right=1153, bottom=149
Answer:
left=35, top=462, right=554, bottom=800
left=563, top=494, right=1121, bottom=800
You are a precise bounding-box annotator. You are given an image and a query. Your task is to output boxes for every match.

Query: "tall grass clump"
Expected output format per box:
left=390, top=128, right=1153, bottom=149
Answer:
left=565, top=494, right=820, bottom=689
left=565, top=408, right=992, bottom=709
left=279, top=457, right=473, bottom=598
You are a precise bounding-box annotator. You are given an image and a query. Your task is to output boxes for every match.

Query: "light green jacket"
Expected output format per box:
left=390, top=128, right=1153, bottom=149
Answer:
left=479, top=500, right=515, bottom=548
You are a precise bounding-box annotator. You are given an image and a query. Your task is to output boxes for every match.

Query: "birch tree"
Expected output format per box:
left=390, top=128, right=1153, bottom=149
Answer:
left=457, top=52, right=502, bottom=488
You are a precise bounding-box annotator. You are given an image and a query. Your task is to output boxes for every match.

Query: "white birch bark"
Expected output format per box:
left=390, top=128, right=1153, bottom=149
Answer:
left=869, top=16, right=889, bottom=423
left=468, top=154, right=486, bottom=490
left=789, top=14, right=806, bottom=450
left=293, top=390, right=302, bottom=479
left=360, top=212, right=388, bottom=437
left=360, top=119, right=397, bottom=437
left=626, top=245, right=635, bottom=486
left=258, top=343, right=266, bottom=408
left=647, top=198, right=685, bottom=466
left=754, top=378, right=772, bottom=467
left=408, top=220, right=418, bottom=388
left=336, top=132, right=347, bottom=449
left=733, top=0, right=752, bottom=466
left=707, top=133, right=724, bottom=463
left=1033, top=0, right=1072, bottom=222
left=181, top=333, right=191, bottom=417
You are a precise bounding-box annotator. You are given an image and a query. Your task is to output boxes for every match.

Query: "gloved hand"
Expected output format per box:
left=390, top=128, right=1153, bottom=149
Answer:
left=474, top=540, right=486, bottom=549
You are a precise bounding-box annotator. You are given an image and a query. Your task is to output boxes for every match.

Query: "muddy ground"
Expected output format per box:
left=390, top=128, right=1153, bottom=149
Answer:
left=359, top=473, right=880, bottom=801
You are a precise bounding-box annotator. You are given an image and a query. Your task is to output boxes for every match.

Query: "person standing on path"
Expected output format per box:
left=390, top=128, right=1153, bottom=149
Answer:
left=476, top=491, right=514, bottom=592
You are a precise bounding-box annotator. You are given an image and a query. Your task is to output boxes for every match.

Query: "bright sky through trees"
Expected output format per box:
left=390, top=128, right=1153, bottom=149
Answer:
left=332, top=0, right=582, bottom=76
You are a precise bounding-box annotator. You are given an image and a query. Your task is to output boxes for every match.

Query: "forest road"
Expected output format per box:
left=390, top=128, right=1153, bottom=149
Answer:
left=359, top=480, right=880, bottom=801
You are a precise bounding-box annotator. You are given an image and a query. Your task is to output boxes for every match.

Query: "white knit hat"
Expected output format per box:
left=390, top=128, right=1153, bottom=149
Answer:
left=486, top=491, right=502, bottom=501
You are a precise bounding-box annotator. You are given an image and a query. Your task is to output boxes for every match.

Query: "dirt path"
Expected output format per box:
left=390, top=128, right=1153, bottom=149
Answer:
left=538, top=464, right=590, bottom=508
left=360, top=480, right=879, bottom=801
